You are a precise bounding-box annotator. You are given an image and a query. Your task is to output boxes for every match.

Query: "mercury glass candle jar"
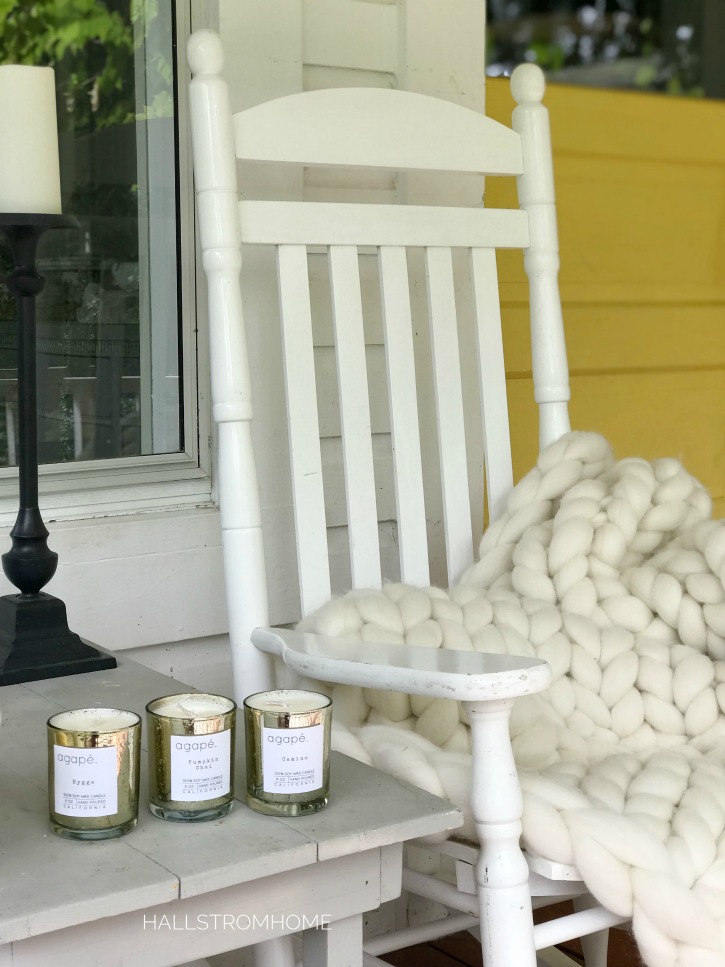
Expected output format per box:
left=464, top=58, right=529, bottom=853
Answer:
left=47, top=708, right=141, bottom=841
left=146, top=693, right=236, bottom=822
left=244, top=689, right=332, bottom=817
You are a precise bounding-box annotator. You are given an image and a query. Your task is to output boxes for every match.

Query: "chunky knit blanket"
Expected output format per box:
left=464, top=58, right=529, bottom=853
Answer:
left=298, top=432, right=725, bottom=967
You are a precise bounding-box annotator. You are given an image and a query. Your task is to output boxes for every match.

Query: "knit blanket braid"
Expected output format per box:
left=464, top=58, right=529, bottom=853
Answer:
left=297, top=432, right=725, bottom=967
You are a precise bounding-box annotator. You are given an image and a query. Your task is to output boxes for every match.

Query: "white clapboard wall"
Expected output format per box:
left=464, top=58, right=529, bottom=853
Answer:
left=215, top=0, right=487, bottom=624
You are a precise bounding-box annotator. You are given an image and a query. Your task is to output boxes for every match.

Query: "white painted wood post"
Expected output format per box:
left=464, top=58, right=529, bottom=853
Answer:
left=511, top=65, right=571, bottom=451
left=254, top=938, right=296, bottom=967
left=465, top=698, right=537, bottom=967
left=303, top=914, right=363, bottom=967
left=187, top=30, right=275, bottom=701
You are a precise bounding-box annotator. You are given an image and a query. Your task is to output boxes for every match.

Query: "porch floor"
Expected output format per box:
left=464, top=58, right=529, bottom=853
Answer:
left=379, top=902, right=642, bottom=966
left=379, top=933, right=582, bottom=967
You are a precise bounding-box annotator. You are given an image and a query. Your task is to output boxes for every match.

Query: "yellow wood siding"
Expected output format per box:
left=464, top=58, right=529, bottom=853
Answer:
left=485, top=79, right=725, bottom=517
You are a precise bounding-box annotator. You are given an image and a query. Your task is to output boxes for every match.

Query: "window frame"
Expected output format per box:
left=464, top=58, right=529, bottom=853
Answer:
left=0, top=0, right=214, bottom=527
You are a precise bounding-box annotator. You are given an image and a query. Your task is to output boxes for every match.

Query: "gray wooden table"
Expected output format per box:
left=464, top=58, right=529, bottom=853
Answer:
left=0, top=657, right=462, bottom=967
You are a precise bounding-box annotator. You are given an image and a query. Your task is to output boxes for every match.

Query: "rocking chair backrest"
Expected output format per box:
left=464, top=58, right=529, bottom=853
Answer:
left=187, top=30, right=570, bottom=701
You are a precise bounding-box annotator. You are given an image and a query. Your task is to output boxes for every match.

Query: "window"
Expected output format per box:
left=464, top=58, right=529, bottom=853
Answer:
left=486, top=0, right=725, bottom=99
left=0, top=0, right=208, bottom=521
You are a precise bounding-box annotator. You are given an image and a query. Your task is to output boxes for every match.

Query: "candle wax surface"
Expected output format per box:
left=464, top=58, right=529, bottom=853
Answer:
left=49, top=708, right=139, bottom=732
left=150, top=693, right=234, bottom=718
left=245, top=689, right=331, bottom=714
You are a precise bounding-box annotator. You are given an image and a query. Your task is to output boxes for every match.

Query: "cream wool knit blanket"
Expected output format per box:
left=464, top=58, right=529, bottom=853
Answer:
left=297, top=432, right=725, bottom=967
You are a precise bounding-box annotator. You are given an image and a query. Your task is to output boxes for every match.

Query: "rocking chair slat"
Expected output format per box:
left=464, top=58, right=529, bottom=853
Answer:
left=378, top=245, right=430, bottom=587
left=232, top=87, right=524, bottom=175
left=329, top=244, right=382, bottom=590
left=470, top=247, right=514, bottom=523
left=424, top=246, right=475, bottom=585
left=278, top=243, right=332, bottom=614
left=238, top=199, right=529, bottom=249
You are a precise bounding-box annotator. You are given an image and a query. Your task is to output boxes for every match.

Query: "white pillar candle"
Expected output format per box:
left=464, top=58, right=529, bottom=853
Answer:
left=0, top=64, right=62, bottom=214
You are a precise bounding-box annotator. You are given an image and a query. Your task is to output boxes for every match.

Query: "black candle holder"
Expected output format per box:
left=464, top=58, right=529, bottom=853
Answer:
left=0, top=213, right=116, bottom=685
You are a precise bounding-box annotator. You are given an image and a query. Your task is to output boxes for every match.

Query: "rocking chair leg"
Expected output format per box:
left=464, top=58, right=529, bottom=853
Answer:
left=466, top=699, right=537, bottom=967
left=302, top=913, right=362, bottom=966
left=573, top=896, right=609, bottom=967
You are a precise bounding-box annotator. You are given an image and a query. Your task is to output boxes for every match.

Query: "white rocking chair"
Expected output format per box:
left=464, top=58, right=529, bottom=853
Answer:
left=187, top=29, right=629, bottom=967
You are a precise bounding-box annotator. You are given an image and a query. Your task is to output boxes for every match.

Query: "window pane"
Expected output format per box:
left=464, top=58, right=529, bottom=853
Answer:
left=487, top=1, right=725, bottom=100
left=0, top=0, right=182, bottom=465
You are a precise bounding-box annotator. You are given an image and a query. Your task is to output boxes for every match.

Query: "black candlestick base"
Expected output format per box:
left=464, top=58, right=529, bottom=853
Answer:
left=0, top=593, right=116, bottom=686
left=0, top=213, right=117, bottom=686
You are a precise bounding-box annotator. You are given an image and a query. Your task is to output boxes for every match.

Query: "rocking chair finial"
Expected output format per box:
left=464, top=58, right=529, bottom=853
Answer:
left=510, top=62, right=546, bottom=104
left=187, top=27, right=224, bottom=76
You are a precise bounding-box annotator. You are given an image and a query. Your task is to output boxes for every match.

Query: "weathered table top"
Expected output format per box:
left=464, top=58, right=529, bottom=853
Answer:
left=0, top=656, right=462, bottom=950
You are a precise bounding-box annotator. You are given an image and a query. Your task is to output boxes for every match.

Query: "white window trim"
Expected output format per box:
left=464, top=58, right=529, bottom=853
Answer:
left=0, top=0, right=216, bottom=528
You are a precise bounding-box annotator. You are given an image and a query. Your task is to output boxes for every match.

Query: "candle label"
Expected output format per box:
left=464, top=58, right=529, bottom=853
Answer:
left=262, top=724, right=324, bottom=794
left=170, top=729, right=231, bottom=802
left=54, top=745, right=118, bottom=816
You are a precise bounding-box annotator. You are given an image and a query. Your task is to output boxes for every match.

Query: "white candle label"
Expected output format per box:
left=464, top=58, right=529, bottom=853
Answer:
left=262, top=724, right=324, bottom=794
left=170, top=729, right=231, bottom=802
left=54, top=745, right=118, bottom=816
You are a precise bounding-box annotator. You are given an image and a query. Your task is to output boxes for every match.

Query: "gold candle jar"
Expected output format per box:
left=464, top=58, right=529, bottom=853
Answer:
left=47, top=708, right=141, bottom=841
left=244, top=689, right=332, bottom=817
left=146, top=693, right=236, bottom=822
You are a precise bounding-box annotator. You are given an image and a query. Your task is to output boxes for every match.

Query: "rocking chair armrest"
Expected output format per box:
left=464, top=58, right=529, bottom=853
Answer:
left=251, top=627, right=551, bottom=702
